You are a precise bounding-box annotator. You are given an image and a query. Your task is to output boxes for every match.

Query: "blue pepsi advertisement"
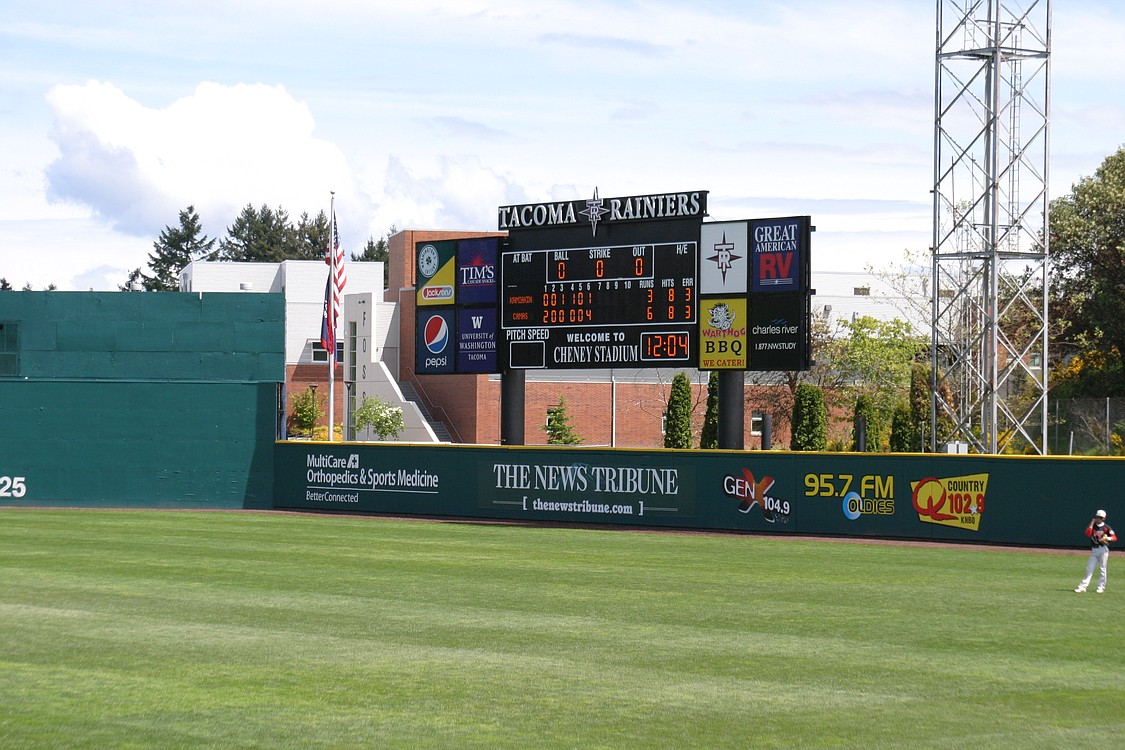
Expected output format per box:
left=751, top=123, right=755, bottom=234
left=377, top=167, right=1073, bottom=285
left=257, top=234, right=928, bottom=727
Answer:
left=416, top=308, right=456, bottom=374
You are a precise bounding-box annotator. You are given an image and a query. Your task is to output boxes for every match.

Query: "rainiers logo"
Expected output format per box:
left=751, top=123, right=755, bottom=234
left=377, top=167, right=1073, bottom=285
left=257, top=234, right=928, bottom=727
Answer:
left=423, top=315, right=450, bottom=354
left=910, top=473, right=989, bottom=531
left=722, top=468, right=791, bottom=523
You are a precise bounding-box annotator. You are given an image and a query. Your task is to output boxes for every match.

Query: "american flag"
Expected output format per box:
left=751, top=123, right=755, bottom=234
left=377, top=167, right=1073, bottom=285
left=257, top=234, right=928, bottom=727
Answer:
left=320, top=212, right=347, bottom=358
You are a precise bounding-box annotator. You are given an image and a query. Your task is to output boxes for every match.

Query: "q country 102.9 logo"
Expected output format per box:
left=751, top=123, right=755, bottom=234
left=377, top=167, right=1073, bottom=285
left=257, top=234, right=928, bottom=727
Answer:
left=910, top=473, right=989, bottom=532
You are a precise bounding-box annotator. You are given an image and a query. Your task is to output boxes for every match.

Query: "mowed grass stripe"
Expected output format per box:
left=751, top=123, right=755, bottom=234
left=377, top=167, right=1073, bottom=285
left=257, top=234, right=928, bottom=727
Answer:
left=0, top=509, right=1121, bottom=749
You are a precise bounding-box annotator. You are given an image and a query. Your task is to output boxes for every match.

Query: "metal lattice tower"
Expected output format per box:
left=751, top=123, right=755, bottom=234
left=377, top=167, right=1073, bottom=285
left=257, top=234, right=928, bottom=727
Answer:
left=931, top=0, right=1050, bottom=454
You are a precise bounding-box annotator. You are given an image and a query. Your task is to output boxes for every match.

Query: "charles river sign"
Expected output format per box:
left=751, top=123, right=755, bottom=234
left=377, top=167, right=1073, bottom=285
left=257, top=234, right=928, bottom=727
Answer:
left=498, top=190, right=707, bottom=235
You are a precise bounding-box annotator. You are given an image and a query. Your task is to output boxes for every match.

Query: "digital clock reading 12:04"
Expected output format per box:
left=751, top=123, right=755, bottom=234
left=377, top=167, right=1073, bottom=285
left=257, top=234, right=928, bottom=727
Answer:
left=502, top=242, right=697, bottom=328
left=640, top=331, right=692, bottom=361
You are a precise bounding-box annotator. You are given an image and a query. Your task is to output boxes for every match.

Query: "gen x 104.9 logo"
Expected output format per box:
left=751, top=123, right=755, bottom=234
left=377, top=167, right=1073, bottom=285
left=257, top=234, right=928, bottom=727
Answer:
left=722, top=468, right=791, bottom=523
left=0, top=475, right=27, bottom=498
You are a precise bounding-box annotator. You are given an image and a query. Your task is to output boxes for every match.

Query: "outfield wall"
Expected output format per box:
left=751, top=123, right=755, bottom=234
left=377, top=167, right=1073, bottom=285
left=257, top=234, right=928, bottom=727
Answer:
left=0, top=292, right=284, bottom=509
left=274, top=442, right=1124, bottom=548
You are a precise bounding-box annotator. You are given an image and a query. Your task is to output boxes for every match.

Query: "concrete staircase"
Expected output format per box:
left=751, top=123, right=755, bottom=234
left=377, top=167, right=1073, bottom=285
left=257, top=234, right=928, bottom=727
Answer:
left=398, top=380, right=453, bottom=443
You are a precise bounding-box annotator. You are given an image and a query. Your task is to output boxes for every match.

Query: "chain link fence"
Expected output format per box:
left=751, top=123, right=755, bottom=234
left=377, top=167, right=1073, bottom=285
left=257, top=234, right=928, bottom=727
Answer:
left=1049, top=398, right=1125, bottom=455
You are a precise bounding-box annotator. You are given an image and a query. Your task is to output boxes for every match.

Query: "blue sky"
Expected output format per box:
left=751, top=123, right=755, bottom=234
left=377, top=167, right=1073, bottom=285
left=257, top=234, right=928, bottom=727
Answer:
left=1, top=0, right=1122, bottom=290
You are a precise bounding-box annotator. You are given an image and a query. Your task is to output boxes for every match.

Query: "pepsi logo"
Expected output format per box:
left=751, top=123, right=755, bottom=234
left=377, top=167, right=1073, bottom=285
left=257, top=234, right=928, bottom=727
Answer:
left=423, top=315, right=450, bottom=354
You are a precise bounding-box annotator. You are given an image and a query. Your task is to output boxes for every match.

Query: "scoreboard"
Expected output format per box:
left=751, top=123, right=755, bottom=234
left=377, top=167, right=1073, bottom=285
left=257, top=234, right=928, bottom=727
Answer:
left=501, top=242, right=698, bottom=368
left=415, top=189, right=810, bottom=374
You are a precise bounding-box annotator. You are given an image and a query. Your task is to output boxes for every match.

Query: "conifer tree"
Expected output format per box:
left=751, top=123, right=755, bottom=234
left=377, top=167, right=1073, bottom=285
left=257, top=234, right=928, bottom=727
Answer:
left=791, top=383, right=827, bottom=451
left=664, top=373, right=694, bottom=449
left=544, top=396, right=582, bottom=445
left=699, top=371, right=719, bottom=449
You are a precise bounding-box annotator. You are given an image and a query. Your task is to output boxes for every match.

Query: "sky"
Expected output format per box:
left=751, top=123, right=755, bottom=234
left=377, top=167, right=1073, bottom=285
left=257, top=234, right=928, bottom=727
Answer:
left=1, top=0, right=1123, bottom=291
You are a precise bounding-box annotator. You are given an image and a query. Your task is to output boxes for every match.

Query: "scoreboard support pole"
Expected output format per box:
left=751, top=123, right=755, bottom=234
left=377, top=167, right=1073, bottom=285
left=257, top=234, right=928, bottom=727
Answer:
left=717, top=370, right=744, bottom=450
left=500, top=369, right=525, bottom=445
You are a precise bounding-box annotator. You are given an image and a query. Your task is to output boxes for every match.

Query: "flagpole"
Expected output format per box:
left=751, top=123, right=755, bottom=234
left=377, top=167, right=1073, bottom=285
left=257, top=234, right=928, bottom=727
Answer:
left=327, top=192, right=336, bottom=442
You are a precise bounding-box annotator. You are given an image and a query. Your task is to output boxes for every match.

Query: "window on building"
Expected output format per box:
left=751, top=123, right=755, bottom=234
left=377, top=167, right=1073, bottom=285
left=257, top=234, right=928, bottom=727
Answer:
left=853, top=286, right=870, bottom=296
left=750, top=410, right=765, bottom=436
left=347, top=322, right=357, bottom=382
left=312, top=340, right=344, bottom=364
left=0, top=321, right=18, bottom=376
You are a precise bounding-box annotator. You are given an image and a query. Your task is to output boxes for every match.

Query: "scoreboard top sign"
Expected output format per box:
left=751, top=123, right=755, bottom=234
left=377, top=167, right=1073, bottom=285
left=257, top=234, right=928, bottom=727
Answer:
left=499, top=190, right=707, bottom=235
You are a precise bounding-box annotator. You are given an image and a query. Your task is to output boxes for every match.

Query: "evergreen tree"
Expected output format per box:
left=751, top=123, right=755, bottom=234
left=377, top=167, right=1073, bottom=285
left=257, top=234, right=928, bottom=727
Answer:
left=294, top=211, right=331, bottom=261
left=218, top=204, right=303, bottom=262
left=851, top=392, right=881, bottom=451
left=352, top=225, right=395, bottom=287
left=544, top=396, right=582, bottom=445
left=889, top=401, right=914, bottom=452
left=664, top=372, right=694, bottom=449
left=142, top=205, right=216, bottom=291
left=791, top=383, right=827, bottom=451
left=909, top=361, right=954, bottom=450
left=699, top=371, right=719, bottom=448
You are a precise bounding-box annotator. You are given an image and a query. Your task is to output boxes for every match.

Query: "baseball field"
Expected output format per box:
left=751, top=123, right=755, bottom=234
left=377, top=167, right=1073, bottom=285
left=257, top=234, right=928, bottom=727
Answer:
left=1, top=509, right=1122, bottom=748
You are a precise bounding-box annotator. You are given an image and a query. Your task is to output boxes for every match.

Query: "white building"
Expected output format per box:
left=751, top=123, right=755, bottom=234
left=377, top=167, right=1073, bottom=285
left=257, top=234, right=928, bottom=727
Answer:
left=179, top=260, right=440, bottom=443
left=179, top=260, right=391, bottom=366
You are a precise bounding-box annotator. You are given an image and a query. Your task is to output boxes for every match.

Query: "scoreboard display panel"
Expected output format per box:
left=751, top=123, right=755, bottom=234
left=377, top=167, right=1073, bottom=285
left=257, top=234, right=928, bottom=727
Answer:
left=501, top=242, right=698, bottom=368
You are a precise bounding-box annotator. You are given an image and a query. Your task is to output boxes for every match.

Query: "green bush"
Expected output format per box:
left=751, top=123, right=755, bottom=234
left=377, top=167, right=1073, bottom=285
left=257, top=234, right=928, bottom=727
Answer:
left=664, top=373, right=693, bottom=449
left=791, top=383, right=827, bottom=451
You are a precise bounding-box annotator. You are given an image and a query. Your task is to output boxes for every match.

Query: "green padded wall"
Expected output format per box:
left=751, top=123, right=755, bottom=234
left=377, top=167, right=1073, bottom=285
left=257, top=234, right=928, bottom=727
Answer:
left=0, top=291, right=284, bottom=508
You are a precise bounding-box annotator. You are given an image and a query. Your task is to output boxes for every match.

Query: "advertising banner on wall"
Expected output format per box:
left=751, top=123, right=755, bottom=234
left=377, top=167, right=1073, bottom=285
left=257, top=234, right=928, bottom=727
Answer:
left=274, top=442, right=1124, bottom=548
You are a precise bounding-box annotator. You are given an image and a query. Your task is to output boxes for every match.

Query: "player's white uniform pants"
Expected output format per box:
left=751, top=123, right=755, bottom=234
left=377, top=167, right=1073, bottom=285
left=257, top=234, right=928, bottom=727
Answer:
left=1079, top=546, right=1109, bottom=590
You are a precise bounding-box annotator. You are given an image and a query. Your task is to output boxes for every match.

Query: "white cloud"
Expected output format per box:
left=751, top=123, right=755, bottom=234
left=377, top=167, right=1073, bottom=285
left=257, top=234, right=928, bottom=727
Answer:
left=376, top=155, right=527, bottom=232
left=44, top=81, right=358, bottom=238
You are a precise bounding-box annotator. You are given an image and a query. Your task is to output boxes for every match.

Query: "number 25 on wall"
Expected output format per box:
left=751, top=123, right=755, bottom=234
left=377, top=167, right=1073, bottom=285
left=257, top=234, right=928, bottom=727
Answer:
left=0, top=476, right=27, bottom=498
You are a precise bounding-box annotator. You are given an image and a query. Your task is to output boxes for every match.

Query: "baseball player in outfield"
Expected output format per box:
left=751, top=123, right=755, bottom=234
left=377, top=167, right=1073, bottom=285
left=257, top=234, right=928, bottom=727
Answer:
left=1075, top=510, right=1116, bottom=594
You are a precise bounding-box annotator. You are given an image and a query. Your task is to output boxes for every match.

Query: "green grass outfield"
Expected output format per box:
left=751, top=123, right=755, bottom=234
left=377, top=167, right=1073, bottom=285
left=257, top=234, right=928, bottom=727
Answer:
left=1, top=510, right=1122, bottom=749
